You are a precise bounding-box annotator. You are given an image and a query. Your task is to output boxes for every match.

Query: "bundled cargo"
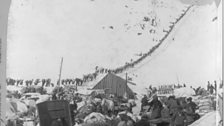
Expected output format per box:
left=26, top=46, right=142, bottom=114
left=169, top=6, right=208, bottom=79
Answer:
left=84, top=112, right=106, bottom=124
left=194, top=95, right=216, bottom=116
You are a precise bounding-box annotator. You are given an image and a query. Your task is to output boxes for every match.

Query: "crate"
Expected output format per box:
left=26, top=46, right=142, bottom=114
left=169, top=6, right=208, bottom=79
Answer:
left=37, top=100, right=72, bottom=126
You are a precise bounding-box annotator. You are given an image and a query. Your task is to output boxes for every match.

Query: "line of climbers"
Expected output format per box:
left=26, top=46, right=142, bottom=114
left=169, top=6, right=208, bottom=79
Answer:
left=6, top=6, right=192, bottom=88
left=85, top=6, right=193, bottom=81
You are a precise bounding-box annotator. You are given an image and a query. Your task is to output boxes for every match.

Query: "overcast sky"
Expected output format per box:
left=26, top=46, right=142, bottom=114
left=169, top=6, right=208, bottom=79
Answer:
left=6, top=0, right=222, bottom=87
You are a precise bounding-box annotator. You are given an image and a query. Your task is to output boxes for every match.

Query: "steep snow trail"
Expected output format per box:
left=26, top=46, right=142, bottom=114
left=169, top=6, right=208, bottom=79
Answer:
left=7, top=0, right=188, bottom=80
left=118, top=6, right=196, bottom=94
left=117, top=3, right=220, bottom=91
left=79, top=4, right=193, bottom=91
left=7, top=0, right=220, bottom=89
left=78, top=2, right=220, bottom=95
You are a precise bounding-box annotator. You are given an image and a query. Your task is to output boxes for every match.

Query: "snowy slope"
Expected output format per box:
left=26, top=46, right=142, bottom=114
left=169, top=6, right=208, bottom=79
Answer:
left=8, top=0, right=221, bottom=91
left=116, top=2, right=221, bottom=89
left=64, top=0, right=220, bottom=96
left=189, top=111, right=221, bottom=126
left=8, top=0, right=189, bottom=79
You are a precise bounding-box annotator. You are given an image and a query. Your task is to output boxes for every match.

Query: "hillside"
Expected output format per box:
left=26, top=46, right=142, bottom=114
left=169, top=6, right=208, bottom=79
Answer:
left=7, top=0, right=221, bottom=88
left=117, top=1, right=221, bottom=89
left=76, top=1, right=221, bottom=96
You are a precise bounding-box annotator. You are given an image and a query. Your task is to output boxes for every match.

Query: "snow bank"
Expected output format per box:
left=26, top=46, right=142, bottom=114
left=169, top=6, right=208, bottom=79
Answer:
left=189, top=111, right=220, bottom=126
left=7, top=85, right=23, bottom=93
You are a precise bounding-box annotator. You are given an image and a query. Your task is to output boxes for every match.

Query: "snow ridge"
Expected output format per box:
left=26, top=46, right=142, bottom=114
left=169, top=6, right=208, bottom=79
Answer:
left=82, top=5, right=193, bottom=85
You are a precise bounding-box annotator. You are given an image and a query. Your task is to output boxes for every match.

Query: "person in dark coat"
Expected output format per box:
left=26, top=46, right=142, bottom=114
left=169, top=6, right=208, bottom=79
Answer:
left=185, top=97, right=199, bottom=124
left=135, top=114, right=150, bottom=126
left=207, top=81, right=210, bottom=91
left=186, top=97, right=198, bottom=113
left=70, top=101, right=78, bottom=125
left=210, top=84, right=214, bottom=94
left=214, top=81, right=217, bottom=92
left=157, top=103, right=170, bottom=126
left=141, top=95, right=148, bottom=112
left=167, top=96, right=179, bottom=116
left=148, top=95, right=163, bottom=119
left=149, top=85, right=152, bottom=90
left=172, top=106, right=186, bottom=126
left=161, top=103, right=170, bottom=118
left=52, top=93, right=57, bottom=100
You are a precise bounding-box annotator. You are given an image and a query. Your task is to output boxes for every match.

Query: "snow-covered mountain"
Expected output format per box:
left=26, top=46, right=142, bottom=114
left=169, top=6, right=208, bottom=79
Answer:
left=7, top=0, right=221, bottom=89
left=118, top=1, right=221, bottom=89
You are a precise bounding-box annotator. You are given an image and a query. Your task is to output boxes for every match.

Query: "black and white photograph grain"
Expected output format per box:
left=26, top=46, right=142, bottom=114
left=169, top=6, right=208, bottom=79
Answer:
left=0, top=0, right=222, bottom=126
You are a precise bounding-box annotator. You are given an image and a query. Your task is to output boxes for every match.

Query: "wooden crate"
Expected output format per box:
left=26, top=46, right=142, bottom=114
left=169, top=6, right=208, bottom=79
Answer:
left=37, top=100, right=72, bottom=126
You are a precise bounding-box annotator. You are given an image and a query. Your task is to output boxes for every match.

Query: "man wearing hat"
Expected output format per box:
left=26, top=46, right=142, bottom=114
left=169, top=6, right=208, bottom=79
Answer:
left=141, top=95, right=149, bottom=112
left=148, top=95, right=163, bottom=119
left=186, top=97, right=198, bottom=113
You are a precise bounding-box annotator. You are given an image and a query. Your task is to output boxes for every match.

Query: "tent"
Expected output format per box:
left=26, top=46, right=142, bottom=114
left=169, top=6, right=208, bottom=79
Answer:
left=6, top=100, right=17, bottom=120
left=174, top=87, right=195, bottom=97
left=6, top=98, right=28, bottom=120
left=92, top=73, right=135, bottom=99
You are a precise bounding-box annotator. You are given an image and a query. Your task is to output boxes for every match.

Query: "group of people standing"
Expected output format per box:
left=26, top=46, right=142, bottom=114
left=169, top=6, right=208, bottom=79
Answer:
left=207, top=81, right=218, bottom=95
left=140, top=95, right=200, bottom=126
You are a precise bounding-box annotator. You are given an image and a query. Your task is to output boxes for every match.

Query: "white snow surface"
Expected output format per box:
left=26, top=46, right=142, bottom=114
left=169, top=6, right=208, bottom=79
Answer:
left=189, top=111, right=221, bottom=126
left=7, top=0, right=221, bottom=89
